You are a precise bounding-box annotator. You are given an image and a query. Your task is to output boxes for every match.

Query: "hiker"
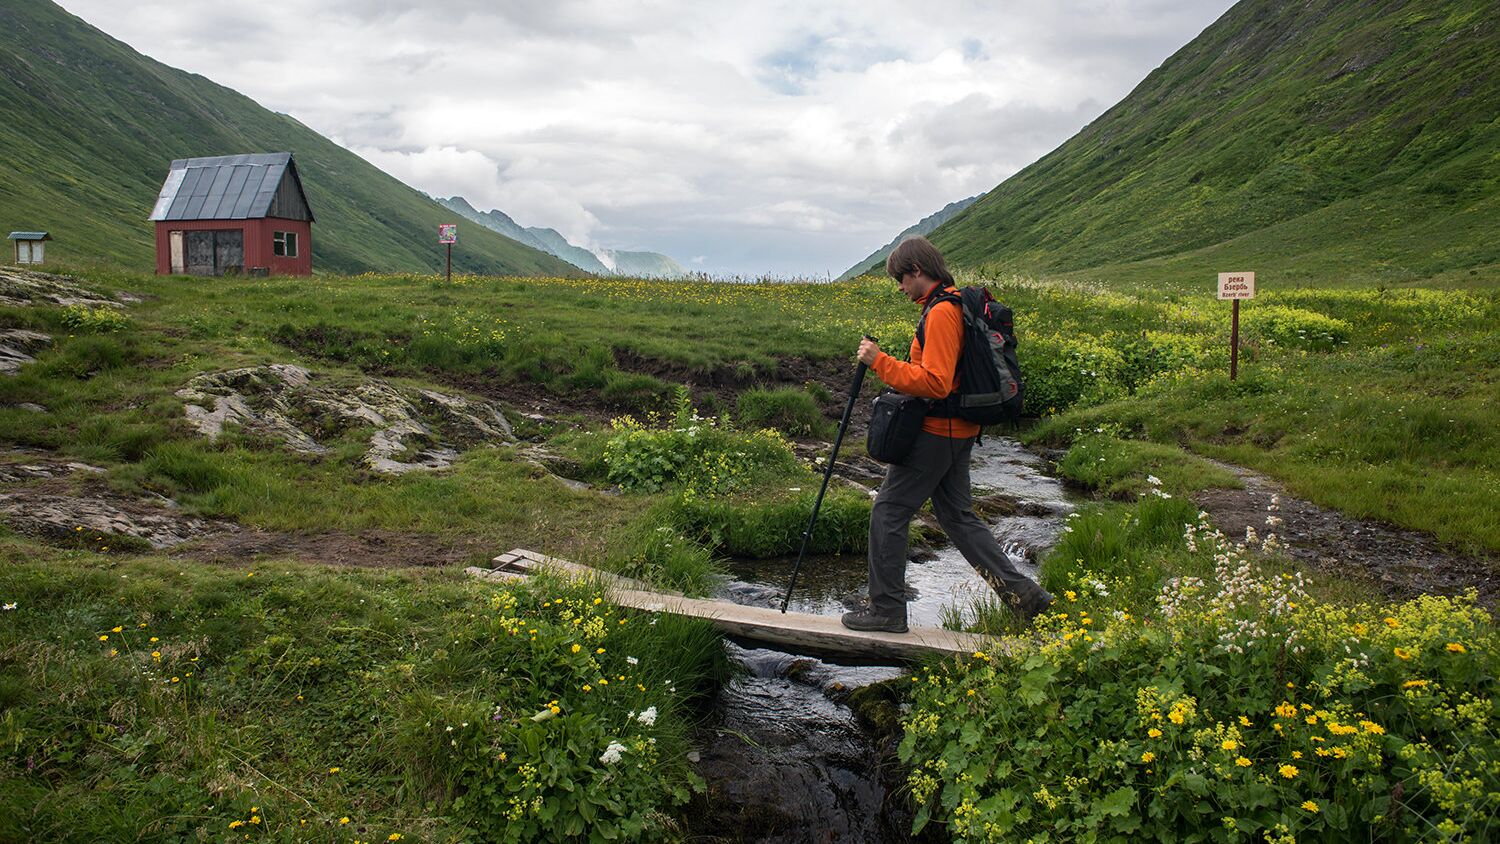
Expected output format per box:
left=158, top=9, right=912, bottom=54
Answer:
left=841, top=236, right=1053, bottom=633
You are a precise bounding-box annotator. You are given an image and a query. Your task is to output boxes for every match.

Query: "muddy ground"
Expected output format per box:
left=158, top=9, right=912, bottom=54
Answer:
left=1191, top=460, right=1498, bottom=607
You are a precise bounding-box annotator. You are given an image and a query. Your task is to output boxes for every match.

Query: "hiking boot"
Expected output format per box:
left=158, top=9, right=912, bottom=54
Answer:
left=841, top=606, right=908, bottom=634
left=1018, top=589, right=1054, bottom=624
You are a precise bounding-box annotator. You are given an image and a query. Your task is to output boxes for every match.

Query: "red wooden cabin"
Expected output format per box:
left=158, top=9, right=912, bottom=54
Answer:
left=149, top=152, right=314, bottom=276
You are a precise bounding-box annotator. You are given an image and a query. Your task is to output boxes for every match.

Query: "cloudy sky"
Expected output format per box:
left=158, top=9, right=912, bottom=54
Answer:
left=61, top=0, right=1234, bottom=277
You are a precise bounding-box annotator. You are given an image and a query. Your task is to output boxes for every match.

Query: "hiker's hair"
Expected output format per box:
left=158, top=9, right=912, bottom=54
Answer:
left=886, top=236, right=955, bottom=286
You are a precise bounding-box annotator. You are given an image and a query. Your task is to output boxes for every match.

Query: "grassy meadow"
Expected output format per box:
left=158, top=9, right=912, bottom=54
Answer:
left=1, top=263, right=1497, bottom=840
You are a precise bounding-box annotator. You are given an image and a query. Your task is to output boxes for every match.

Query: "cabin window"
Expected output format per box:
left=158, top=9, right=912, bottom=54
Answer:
left=273, top=231, right=298, bottom=257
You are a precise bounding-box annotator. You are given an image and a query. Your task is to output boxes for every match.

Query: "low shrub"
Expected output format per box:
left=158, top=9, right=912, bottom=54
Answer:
left=900, top=505, right=1499, bottom=842
left=59, top=304, right=129, bottom=333
left=669, top=487, right=871, bottom=558
left=1241, top=305, right=1351, bottom=351
left=736, top=386, right=830, bottom=438
left=1023, top=334, right=1129, bottom=415
left=602, top=396, right=800, bottom=497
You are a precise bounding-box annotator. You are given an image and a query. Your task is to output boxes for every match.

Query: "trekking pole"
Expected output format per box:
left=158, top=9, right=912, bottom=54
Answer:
left=780, top=336, right=874, bottom=613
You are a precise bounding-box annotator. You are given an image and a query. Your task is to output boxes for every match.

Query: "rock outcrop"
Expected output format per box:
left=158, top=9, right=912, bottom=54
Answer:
left=0, top=329, right=51, bottom=375
left=176, top=365, right=516, bottom=474
left=0, top=267, right=124, bottom=308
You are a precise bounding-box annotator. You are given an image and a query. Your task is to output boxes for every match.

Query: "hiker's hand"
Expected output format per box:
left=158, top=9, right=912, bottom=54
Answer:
left=857, top=338, right=880, bottom=366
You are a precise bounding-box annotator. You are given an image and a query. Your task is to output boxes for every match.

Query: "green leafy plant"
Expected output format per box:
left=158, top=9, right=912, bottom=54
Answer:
left=899, top=500, right=1499, bottom=842
left=602, top=398, right=799, bottom=497
left=59, top=304, right=130, bottom=333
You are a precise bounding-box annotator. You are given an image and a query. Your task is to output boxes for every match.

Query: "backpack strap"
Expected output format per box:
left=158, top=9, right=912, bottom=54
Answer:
left=914, top=287, right=963, bottom=348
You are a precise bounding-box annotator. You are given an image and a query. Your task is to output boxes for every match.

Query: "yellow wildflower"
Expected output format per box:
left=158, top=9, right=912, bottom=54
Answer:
left=249, top=816, right=261, bottom=825
left=1447, top=642, right=1467, bottom=654
left=1235, top=757, right=1252, bottom=767
left=329, top=767, right=340, bottom=773
left=1148, top=728, right=1162, bottom=738
left=1239, top=716, right=1252, bottom=727
left=1302, top=800, right=1319, bottom=813
left=1275, top=702, right=1296, bottom=718
left=340, top=816, right=350, bottom=824
left=98, top=635, right=109, bottom=641
left=596, top=647, right=605, bottom=654
left=1065, top=590, right=1077, bottom=601
left=570, top=643, right=581, bottom=654
left=229, top=820, right=244, bottom=829
left=111, top=626, right=123, bottom=633
left=1292, top=751, right=1303, bottom=759
left=1279, top=764, right=1299, bottom=779
left=1383, top=617, right=1399, bottom=628
left=1141, top=751, right=1155, bottom=763
left=1222, top=739, right=1238, bottom=751
left=1360, top=720, right=1386, bottom=734
left=1394, top=647, right=1413, bottom=660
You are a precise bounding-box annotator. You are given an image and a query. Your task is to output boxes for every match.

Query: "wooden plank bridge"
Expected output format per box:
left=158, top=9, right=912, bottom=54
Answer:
left=466, top=549, right=1002, bottom=664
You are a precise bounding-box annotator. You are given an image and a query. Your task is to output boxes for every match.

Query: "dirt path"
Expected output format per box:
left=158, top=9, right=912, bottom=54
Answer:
left=1192, top=459, right=1498, bottom=607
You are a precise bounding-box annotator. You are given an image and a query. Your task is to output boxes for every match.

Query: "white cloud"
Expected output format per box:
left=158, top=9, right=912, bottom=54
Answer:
left=57, top=0, right=1236, bottom=276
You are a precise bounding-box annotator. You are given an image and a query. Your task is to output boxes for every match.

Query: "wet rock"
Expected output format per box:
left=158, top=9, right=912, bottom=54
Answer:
left=176, top=364, right=516, bottom=474
left=0, top=267, right=123, bottom=308
left=0, top=329, right=51, bottom=375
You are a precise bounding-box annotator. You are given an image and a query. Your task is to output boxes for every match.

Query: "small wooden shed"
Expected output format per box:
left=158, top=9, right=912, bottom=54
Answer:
left=148, top=152, right=315, bottom=276
left=8, top=232, right=52, bottom=265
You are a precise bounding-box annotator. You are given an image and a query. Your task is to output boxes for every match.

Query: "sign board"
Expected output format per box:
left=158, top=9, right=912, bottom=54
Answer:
left=438, top=224, right=458, bottom=244
left=1217, top=272, right=1255, bottom=300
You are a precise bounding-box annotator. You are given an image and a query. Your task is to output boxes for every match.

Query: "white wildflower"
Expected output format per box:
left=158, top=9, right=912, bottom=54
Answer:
left=1146, top=475, right=1162, bottom=486
left=600, top=741, right=627, bottom=765
left=637, top=706, right=658, bottom=727
left=626, top=656, right=639, bottom=666
left=1, top=602, right=15, bottom=611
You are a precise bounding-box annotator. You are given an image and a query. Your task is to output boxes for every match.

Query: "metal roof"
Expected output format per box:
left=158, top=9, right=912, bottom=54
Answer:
left=148, top=153, right=312, bottom=222
left=7, top=232, right=52, bottom=240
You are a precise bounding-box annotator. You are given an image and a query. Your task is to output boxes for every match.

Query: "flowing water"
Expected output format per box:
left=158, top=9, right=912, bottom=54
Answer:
left=688, top=438, right=1075, bottom=842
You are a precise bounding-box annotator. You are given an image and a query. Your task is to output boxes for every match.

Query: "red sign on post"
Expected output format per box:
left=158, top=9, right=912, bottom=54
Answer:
left=438, top=224, right=458, bottom=244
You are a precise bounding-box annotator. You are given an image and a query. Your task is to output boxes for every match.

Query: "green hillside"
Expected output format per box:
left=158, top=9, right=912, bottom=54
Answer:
left=0, top=1, right=582, bottom=277
left=929, top=0, right=1500, bottom=287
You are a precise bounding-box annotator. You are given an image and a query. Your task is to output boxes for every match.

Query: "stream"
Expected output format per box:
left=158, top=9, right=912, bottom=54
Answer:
left=687, top=438, right=1076, bottom=842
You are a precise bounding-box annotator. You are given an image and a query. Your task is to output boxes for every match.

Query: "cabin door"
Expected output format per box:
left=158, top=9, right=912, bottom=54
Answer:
left=214, top=230, right=244, bottom=275
left=184, top=230, right=244, bottom=276
left=185, top=231, right=215, bottom=275
left=169, top=231, right=185, bottom=274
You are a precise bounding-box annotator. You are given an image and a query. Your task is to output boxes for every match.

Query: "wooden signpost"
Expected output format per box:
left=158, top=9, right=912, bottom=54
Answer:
left=439, top=224, right=458, bottom=282
left=1217, top=272, right=1255, bottom=380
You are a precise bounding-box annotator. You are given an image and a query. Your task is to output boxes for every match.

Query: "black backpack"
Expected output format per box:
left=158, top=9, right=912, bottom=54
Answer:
left=915, top=286, right=1024, bottom=424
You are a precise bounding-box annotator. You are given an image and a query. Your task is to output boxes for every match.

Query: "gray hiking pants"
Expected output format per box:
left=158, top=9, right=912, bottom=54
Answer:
left=868, top=431, right=1051, bottom=617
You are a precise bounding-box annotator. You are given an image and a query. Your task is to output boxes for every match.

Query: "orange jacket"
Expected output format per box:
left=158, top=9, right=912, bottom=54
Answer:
left=871, top=286, right=981, bottom=439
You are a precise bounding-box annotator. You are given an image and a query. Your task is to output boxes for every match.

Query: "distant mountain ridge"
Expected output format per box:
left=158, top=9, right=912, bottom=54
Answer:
left=923, top=0, right=1500, bottom=284
left=0, top=1, right=580, bottom=276
left=838, top=195, right=979, bottom=280
left=437, top=196, right=688, bottom=278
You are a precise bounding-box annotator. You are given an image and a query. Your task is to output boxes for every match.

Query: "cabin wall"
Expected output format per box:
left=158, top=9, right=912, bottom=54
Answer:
left=155, top=219, right=312, bottom=276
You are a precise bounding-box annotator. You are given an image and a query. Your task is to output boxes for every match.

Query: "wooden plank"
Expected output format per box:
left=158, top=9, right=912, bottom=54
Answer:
left=493, top=549, right=661, bottom=593
left=471, top=549, right=1004, bottom=663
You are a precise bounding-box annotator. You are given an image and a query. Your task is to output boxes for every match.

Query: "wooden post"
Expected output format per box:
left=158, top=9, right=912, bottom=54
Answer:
left=1230, top=298, right=1240, bottom=381
left=1217, top=272, right=1254, bottom=381
left=445, top=242, right=452, bottom=283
